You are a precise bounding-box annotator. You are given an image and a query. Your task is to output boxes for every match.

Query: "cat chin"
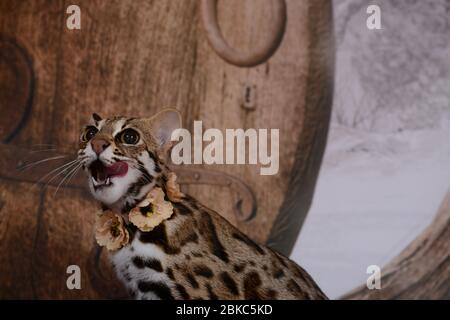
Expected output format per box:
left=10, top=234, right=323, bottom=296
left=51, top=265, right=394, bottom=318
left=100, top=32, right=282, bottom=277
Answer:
left=90, top=181, right=128, bottom=206
left=88, top=168, right=141, bottom=206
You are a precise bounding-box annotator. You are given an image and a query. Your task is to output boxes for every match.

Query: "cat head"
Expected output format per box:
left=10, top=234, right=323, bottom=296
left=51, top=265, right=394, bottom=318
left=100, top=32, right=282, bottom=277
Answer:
left=77, top=109, right=181, bottom=212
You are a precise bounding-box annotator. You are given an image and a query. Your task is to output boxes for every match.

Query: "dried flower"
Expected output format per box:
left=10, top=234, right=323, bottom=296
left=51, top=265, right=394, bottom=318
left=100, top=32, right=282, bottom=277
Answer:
left=95, top=210, right=130, bottom=251
left=166, top=172, right=184, bottom=202
left=128, top=187, right=174, bottom=232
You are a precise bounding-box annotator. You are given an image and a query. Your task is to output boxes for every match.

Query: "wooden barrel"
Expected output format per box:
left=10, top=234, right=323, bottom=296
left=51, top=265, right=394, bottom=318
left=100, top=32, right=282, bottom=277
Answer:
left=0, top=0, right=334, bottom=298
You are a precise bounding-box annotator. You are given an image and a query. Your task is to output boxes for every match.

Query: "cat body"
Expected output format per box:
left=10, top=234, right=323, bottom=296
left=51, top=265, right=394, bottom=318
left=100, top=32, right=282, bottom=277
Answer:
left=111, top=194, right=326, bottom=299
left=78, top=110, right=327, bottom=300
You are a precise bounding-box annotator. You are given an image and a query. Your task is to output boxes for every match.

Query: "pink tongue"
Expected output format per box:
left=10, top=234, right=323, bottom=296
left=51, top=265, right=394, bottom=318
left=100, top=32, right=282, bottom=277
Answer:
left=105, top=162, right=128, bottom=177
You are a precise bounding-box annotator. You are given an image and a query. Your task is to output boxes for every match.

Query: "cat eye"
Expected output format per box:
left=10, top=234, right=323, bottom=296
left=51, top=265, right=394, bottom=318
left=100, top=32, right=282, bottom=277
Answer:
left=119, top=128, right=140, bottom=145
left=82, top=126, right=98, bottom=142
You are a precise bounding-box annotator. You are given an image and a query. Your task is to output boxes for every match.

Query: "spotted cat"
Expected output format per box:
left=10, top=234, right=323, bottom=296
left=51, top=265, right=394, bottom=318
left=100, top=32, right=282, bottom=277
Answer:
left=78, top=109, right=327, bottom=300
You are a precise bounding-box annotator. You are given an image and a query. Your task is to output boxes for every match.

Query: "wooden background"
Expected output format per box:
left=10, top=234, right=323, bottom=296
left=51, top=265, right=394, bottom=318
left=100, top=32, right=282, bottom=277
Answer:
left=0, top=0, right=334, bottom=298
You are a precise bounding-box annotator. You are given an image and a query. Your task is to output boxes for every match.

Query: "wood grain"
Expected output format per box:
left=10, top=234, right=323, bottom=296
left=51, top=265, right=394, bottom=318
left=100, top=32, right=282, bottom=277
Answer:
left=343, top=189, right=450, bottom=300
left=266, top=0, right=334, bottom=255
left=0, top=181, right=41, bottom=298
left=0, top=0, right=334, bottom=298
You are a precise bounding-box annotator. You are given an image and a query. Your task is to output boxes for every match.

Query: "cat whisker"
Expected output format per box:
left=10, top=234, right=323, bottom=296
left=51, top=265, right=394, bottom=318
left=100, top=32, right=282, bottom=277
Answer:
left=44, top=162, right=81, bottom=193
left=28, top=148, right=58, bottom=154
left=18, top=155, right=68, bottom=171
left=33, top=159, right=82, bottom=190
left=63, top=163, right=83, bottom=190
left=53, top=162, right=82, bottom=196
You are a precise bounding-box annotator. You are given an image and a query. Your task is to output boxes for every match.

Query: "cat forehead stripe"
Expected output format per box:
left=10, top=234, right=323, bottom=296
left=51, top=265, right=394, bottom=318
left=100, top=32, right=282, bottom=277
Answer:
left=113, top=119, right=127, bottom=136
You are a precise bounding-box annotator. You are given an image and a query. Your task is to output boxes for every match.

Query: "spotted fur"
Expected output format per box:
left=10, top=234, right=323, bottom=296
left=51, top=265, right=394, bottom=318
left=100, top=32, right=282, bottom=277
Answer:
left=78, top=110, right=327, bottom=300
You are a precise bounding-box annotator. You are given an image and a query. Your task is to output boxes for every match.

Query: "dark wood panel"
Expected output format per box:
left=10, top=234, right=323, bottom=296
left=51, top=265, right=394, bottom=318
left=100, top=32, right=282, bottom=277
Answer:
left=0, top=0, right=334, bottom=298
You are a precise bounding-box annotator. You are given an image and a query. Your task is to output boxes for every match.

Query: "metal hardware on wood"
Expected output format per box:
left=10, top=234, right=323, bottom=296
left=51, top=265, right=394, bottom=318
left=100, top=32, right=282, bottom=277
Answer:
left=175, top=167, right=257, bottom=222
left=201, top=0, right=287, bottom=67
left=241, top=84, right=257, bottom=110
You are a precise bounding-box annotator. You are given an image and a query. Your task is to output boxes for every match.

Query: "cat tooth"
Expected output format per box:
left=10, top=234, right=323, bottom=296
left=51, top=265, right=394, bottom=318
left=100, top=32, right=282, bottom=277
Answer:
left=106, top=177, right=110, bottom=185
left=91, top=176, right=99, bottom=186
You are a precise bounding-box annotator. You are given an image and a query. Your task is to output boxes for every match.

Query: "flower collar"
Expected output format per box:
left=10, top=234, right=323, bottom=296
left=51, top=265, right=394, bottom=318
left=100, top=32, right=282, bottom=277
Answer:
left=95, top=173, right=183, bottom=251
left=128, top=187, right=173, bottom=232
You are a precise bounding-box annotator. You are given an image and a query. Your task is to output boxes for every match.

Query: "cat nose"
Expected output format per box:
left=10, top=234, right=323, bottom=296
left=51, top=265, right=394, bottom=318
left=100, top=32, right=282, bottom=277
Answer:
left=91, top=139, right=110, bottom=155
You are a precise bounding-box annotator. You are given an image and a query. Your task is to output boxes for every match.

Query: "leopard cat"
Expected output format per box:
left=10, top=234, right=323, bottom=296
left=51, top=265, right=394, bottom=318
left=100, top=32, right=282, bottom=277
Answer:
left=78, top=109, right=327, bottom=300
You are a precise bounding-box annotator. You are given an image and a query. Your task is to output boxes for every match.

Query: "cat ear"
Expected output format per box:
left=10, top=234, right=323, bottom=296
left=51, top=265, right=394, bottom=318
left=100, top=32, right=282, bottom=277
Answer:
left=146, top=108, right=182, bottom=149
left=91, top=113, right=102, bottom=124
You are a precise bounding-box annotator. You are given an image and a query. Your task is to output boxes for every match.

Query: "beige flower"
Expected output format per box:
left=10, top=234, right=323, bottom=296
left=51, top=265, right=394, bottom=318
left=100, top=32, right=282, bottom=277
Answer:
left=95, top=210, right=130, bottom=251
left=166, top=172, right=184, bottom=202
left=128, top=187, right=174, bottom=232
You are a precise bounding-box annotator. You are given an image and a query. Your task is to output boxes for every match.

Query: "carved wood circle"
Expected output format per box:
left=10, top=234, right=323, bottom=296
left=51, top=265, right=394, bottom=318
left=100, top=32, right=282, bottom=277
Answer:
left=201, top=0, right=287, bottom=67
left=0, top=36, right=34, bottom=143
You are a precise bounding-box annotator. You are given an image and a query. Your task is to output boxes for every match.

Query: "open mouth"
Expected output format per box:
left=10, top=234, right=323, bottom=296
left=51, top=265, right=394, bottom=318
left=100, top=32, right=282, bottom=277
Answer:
left=89, top=160, right=128, bottom=188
